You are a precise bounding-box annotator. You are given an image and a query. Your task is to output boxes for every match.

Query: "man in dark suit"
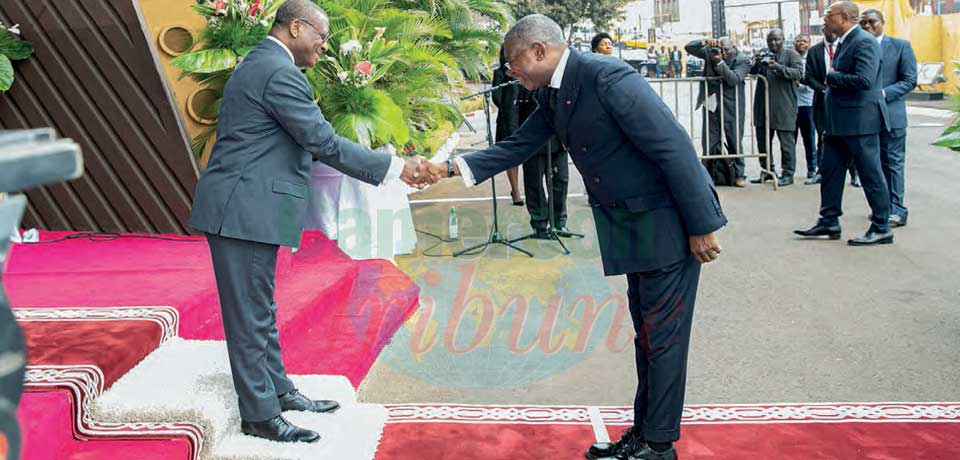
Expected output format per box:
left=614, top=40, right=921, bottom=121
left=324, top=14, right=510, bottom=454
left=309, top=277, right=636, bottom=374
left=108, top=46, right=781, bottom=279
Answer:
left=427, top=15, right=726, bottom=460
left=686, top=37, right=752, bottom=187
left=795, top=1, right=893, bottom=246
left=860, top=9, right=917, bottom=227
left=189, top=0, right=426, bottom=443
left=749, top=29, right=804, bottom=186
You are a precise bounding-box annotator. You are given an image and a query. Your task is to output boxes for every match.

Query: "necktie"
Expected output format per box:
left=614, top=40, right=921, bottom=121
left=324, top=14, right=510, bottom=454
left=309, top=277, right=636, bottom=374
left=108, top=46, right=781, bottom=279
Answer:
left=547, top=87, right=559, bottom=111
left=827, top=43, right=835, bottom=61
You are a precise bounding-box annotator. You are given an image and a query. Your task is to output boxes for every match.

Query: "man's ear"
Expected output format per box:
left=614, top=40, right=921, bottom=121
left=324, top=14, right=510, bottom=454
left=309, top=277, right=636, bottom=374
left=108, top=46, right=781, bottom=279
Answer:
left=532, top=42, right=545, bottom=61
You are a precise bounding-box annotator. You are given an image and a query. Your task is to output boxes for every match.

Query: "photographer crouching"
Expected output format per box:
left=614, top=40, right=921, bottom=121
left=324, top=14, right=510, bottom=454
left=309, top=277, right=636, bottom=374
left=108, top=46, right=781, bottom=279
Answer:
left=749, top=29, right=804, bottom=186
left=686, top=37, right=752, bottom=187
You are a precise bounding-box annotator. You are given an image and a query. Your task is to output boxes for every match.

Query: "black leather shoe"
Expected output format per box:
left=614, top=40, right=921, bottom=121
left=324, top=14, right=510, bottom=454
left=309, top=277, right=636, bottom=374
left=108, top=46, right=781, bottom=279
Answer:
left=889, top=215, right=907, bottom=228
left=628, top=445, right=678, bottom=460
left=586, top=426, right=644, bottom=459
left=804, top=173, right=822, bottom=185
left=240, top=415, right=320, bottom=443
left=848, top=229, right=893, bottom=246
left=750, top=173, right=775, bottom=184
left=279, top=389, right=340, bottom=414
left=777, top=175, right=794, bottom=186
left=794, top=223, right=841, bottom=239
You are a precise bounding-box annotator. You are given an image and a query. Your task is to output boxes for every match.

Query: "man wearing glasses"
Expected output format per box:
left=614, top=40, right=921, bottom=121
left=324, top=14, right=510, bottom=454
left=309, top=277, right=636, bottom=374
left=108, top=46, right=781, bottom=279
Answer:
left=795, top=1, right=893, bottom=246
left=190, top=0, right=429, bottom=443
left=859, top=9, right=917, bottom=228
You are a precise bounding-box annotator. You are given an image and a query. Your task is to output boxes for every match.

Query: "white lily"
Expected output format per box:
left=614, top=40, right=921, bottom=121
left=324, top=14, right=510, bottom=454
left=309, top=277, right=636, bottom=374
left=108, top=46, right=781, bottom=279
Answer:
left=8, top=24, right=21, bottom=35
left=340, top=39, right=362, bottom=55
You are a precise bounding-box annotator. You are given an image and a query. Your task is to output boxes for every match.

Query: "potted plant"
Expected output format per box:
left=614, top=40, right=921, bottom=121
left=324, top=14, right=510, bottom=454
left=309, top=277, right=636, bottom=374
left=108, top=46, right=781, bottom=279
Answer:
left=932, top=62, right=960, bottom=152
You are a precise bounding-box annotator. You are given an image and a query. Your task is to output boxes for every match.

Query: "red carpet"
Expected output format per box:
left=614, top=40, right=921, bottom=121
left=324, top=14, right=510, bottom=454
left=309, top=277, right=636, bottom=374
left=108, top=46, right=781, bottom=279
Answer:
left=18, top=391, right=193, bottom=460
left=5, top=230, right=420, bottom=384
left=377, top=404, right=960, bottom=460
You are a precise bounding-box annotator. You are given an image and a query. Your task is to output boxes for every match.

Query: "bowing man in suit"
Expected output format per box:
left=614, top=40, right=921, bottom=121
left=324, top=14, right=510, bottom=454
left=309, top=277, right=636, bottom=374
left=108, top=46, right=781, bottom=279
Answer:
left=189, top=0, right=428, bottom=443
left=426, top=15, right=727, bottom=460
left=795, top=1, right=893, bottom=246
left=860, top=9, right=917, bottom=227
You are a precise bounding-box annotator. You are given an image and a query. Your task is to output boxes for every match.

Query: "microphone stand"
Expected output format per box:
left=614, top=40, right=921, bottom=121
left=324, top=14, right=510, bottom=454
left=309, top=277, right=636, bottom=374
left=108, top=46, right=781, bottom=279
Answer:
left=453, top=80, right=533, bottom=258
left=508, top=139, right=583, bottom=255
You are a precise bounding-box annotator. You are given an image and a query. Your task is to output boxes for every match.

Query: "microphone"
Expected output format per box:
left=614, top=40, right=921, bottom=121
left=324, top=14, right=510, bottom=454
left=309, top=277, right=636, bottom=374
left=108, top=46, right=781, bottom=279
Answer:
left=461, top=80, right=520, bottom=100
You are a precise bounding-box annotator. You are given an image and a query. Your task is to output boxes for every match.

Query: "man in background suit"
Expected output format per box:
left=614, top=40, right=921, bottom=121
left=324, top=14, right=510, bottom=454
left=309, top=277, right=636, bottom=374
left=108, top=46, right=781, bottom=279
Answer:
left=427, top=15, right=726, bottom=460
left=189, top=0, right=426, bottom=443
left=860, top=9, right=917, bottom=227
left=749, top=29, right=804, bottom=186
left=685, top=37, right=751, bottom=187
left=795, top=1, right=893, bottom=246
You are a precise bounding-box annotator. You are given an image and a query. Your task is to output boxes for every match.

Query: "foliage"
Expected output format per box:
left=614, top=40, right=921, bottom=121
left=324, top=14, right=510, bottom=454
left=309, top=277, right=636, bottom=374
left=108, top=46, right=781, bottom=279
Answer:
left=0, top=22, right=34, bottom=92
left=932, top=63, right=960, bottom=152
left=503, top=0, right=627, bottom=36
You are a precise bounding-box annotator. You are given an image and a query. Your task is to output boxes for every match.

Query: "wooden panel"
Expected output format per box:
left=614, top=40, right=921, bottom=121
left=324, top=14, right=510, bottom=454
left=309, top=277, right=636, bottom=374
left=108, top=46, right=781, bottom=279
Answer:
left=0, top=0, right=198, bottom=234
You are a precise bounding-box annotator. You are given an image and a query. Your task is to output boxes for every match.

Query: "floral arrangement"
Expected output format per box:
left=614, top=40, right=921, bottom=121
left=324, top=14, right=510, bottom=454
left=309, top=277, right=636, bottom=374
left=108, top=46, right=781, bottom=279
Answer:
left=0, top=21, right=34, bottom=92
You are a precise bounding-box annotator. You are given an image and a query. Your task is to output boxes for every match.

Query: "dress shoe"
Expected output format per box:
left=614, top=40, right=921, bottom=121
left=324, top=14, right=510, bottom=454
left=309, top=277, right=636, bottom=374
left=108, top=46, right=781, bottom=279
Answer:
left=850, top=176, right=861, bottom=187
left=586, top=426, right=644, bottom=459
left=806, top=170, right=817, bottom=179
left=848, top=229, right=893, bottom=246
left=733, top=177, right=746, bottom=188
left=279, top=389, right=340, bottom=414
left=777, top=175, right=794, bottom=186
left=804, top=173, right=822, bottom=185
left=750, top=173, right=775, bottom=184
left=532, top=228, right=552, bottom=240
left=794, top=223, right=841, bottom=239
left=240, top=415, right=320, bottom=443
left=628, top=445, right=678, bottom=460
left=889, top=215, right=907, bottom=228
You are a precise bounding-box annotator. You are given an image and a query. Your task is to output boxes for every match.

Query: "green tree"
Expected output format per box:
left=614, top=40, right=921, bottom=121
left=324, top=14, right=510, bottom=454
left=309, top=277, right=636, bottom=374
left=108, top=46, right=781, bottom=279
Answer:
left=504, top=0, right=627, bottom=37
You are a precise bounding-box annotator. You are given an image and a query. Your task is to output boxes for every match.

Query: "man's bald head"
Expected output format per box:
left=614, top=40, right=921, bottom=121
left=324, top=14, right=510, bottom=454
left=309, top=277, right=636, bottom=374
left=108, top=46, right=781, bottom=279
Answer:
left=504, top=14, right=566, bottom=50
left=272, top=0, right=327, bottom=29
left=833, top=1, right=860, bottom=21
left=823, top=1, right=859, bottom=37
left=501, top=14, right=568, bottom=91
left=269, top=0, right=330, bottom=68
left=767, top=28, right=784, bottom=52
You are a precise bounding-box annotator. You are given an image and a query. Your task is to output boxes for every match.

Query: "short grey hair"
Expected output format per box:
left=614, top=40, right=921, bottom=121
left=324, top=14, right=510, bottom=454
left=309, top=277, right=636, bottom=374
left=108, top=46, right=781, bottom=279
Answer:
left=831, top=1, right=860, bottom=21
left=273, top=0, right=326, bottom=27
left=504, top=14, right=566, bottom=48
left=719, top=37, right=734, bottom=48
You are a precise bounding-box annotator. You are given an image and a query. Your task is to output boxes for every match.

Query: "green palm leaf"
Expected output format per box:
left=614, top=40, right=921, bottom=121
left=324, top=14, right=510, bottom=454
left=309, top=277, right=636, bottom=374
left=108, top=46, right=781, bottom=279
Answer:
left=0, top=54, right=13, bottom=92
left=0, top=30, right=33, bottom=60
left=171, top=49, right=239, bottom=73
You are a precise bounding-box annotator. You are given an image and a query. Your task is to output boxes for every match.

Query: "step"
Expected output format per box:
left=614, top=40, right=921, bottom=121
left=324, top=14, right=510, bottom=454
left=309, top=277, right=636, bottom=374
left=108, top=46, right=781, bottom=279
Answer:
left=91, top=339, right=387, bottom=460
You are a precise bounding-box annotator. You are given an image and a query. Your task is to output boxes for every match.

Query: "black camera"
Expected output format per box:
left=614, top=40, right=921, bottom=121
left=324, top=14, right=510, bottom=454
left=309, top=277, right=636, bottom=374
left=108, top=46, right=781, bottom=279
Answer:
left=756, top=50, right=776, bottom=65
left=708, top=47, right=722, bottom=55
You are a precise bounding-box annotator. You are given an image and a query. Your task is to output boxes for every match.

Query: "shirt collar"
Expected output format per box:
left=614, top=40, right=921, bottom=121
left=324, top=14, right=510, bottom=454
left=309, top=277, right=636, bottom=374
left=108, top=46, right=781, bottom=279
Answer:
left=838, top=25, right=858, bottom=45
left=550, top=48, right=571, bottom=89
left=876, top=33, right=885, bottom=44
left=267, top=35, right=296, bottom=65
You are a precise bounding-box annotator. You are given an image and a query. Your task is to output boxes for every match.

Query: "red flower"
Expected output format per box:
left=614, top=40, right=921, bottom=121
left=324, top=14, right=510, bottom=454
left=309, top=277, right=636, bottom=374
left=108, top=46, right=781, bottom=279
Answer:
left=247, top=0, right=262, bottom=16
left=214, top=0, right=227, bottom=14
left=354, top=60, right=372, bottom=76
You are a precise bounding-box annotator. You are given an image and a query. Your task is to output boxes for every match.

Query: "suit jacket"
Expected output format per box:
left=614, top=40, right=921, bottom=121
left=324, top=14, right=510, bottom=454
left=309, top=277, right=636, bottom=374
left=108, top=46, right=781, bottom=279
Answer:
left=189, top=38, right=392, bottom=247
left=462, top=48, right=727, bottom=275
left=750, top=47, right=804, bottom=130
left=686, top=40, right=750, bottom=129
left=824, top=26, right=889, bottom=136
left=879, top=35, right=917, bottom=130
left=804, top=41, right=830, bottom=133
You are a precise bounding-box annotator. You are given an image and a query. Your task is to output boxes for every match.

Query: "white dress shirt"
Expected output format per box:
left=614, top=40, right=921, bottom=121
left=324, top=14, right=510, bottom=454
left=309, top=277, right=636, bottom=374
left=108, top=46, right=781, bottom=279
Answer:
left=266, top=36, right=404, bottom=186
left=455, top=47, right=572, bottom=187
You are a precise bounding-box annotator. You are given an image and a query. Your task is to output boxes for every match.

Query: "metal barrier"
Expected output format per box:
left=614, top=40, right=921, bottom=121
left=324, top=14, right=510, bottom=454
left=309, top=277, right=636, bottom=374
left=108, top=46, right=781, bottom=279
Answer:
left=646, top=75, right=778, bottom=189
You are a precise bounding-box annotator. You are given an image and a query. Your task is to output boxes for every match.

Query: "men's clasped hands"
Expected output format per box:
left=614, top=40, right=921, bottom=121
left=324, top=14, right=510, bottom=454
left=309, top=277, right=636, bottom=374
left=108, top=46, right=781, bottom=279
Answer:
left=398, top=156, right=453, bottom=189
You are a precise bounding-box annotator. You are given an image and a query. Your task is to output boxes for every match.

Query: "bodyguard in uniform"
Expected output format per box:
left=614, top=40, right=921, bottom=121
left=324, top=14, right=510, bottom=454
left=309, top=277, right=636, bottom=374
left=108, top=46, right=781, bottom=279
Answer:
left=189, top=0, right=424, bottom=443
left=427, top=15, right=726, bottom=460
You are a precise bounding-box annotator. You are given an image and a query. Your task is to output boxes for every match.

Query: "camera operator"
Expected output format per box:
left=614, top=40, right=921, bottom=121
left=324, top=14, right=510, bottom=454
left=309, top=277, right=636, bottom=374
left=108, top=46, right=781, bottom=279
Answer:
left=750, top=28, right=804, bottom=186
left=686, top=37, right=752, bottom=187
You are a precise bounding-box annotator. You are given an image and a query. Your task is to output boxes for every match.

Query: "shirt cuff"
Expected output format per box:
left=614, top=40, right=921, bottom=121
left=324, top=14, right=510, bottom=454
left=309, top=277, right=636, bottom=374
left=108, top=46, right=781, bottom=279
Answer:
left=380, top=156, right=405, bottom=187
left=454, top=156, right=476, bottom=188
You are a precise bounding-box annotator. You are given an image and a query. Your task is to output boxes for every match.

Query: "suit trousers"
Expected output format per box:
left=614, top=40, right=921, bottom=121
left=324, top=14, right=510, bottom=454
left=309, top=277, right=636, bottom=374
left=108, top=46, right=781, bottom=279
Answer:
left=795, top=106, right=818, bottom=174
left=522, top=146, right=569, bottom=230
left=628, top=255, right=701, bottom=443
left=756, top=125, right=797, bottom=177
left=818, top=134, right=891, bottom=232
left=880, top=128, right=908, bottom=218
left=702, top=108, right=746, bottom=179
left=817, top=128, right=857, bottom=179
left=206, top=233, right=295, bottom=422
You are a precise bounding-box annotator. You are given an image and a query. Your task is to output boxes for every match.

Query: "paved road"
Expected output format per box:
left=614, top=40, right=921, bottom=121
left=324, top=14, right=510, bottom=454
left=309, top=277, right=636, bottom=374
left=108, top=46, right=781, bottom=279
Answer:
left=359, top=103, right=960, bottom=407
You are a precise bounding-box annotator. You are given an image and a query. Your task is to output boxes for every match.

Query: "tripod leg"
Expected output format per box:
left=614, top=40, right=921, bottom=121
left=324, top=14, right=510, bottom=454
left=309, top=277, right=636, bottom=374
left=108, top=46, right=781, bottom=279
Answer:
left=500, top=240, right=534, bottom=257
left=551, top=232, right=571, bottom=255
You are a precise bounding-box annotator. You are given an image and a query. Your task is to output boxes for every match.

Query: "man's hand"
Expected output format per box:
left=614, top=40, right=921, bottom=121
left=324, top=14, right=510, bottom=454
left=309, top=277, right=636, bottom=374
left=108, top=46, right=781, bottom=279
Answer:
left=400, top=156, right=433, bottom=189
left=689, top=232, right=722, bottom=264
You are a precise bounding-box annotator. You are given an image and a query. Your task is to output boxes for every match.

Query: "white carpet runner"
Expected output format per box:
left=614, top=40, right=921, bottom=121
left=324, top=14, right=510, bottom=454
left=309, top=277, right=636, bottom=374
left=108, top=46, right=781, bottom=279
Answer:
left=91, top=339, right=387, bottom=460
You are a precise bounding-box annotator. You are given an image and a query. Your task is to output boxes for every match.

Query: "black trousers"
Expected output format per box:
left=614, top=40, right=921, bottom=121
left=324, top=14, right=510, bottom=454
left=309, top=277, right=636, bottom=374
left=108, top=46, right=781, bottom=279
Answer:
left=817, top=129, right=857, bottom=179
left=756, top=125, right=797, bottom=177
left=795, top=106, right=818, bottom=174
left=702, top=108, right=746, bottom=179
left=206, top=233, right=295, bottom=422
left=628, top=255, right=701, bottom=443
left=522, top=145, right=569, bottom=230
left=818, top=134, right=890, bottom=232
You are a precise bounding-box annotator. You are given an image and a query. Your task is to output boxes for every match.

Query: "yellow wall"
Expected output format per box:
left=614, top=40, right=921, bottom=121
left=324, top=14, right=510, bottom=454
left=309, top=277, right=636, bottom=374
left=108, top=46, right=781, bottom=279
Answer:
left=856, top=0, right=959, bottom=94
left=138, top=0, right=212, bottom=165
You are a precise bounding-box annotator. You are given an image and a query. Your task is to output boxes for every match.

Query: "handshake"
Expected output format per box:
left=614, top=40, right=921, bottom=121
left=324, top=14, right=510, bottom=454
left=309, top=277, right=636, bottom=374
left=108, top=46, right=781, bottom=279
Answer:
left=399, top=156, right=455, bottom=188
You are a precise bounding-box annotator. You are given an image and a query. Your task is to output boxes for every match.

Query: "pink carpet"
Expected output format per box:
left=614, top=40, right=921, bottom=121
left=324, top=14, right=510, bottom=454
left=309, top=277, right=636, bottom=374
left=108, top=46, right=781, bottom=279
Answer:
left=5, top=230, right=420, bottom=385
